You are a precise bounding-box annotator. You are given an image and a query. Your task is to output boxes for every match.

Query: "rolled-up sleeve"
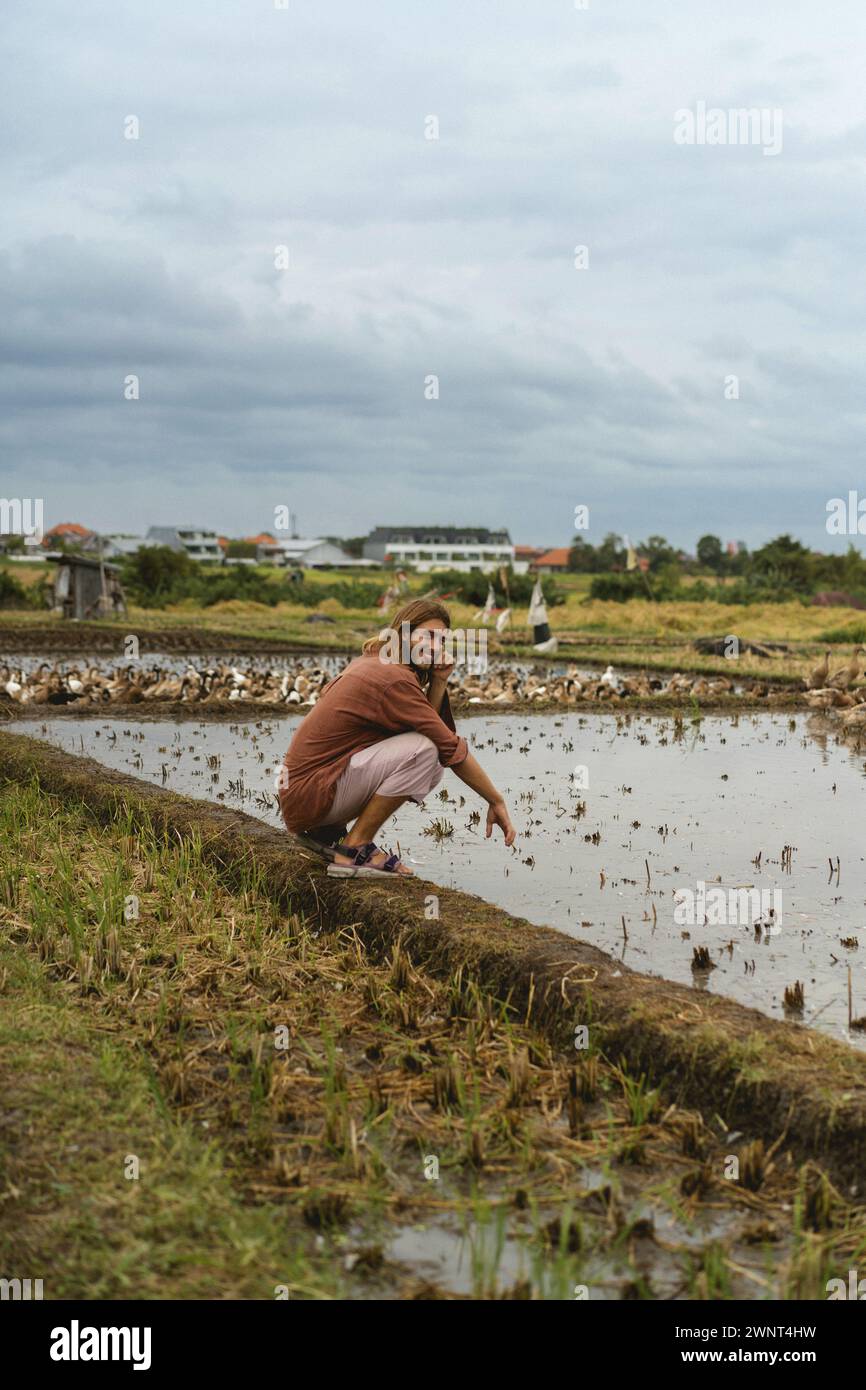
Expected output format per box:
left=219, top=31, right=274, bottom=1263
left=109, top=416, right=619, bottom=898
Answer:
left=379, top=674, right=468, bottom=767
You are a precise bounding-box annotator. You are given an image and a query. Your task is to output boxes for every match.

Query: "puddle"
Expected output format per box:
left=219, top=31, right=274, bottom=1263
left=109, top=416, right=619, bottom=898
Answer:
left=11, top=710, right=866, bottom=1045
left=351, top=1163, right=782, bottom=1299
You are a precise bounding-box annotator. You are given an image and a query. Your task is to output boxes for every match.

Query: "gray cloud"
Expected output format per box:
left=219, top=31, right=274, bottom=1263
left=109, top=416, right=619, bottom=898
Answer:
left=2, top=0, right=864, bottom=550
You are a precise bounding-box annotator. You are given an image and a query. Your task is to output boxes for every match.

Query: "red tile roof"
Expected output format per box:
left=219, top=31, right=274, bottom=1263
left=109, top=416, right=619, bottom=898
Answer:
left=43, top=522, right=93, bottom=539
left=534, top=547, right=570, bottom=567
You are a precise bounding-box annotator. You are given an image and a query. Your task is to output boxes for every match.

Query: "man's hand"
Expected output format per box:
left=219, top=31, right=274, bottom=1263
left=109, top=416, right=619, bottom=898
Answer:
left=486, top=798, right=516, bottom=847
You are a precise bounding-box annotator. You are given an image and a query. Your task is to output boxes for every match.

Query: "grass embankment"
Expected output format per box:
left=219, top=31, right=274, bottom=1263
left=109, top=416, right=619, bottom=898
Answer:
left=2, top=740, right=866, bottom=1298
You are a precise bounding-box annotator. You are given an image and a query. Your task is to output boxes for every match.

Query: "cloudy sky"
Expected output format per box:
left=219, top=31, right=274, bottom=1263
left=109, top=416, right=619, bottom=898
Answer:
left=3, top=0, right=866, bottom=551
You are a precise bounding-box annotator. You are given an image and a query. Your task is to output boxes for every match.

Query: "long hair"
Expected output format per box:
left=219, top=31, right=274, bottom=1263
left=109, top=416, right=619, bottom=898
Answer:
left=362, top=597, right=452, bottom=685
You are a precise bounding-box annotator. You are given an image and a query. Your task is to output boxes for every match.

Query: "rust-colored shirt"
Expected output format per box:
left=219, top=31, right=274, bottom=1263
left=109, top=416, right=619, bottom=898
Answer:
left=279, top=653, right=468, bottom=832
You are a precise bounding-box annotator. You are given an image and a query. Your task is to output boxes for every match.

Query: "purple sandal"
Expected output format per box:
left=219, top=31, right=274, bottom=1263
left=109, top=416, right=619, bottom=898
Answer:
left=326, top=841, right=412, bottom=879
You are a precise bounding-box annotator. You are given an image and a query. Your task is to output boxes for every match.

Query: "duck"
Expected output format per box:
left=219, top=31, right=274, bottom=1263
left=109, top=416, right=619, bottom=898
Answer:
left=805, top=650, right=831, bottom=690
left=667, top=672, right=692, bottom=693
left=3, top=668, right=24, bottom=700
left=806, top=687, right=850, bottom=710
left=829, top=647, right=866, bottom=690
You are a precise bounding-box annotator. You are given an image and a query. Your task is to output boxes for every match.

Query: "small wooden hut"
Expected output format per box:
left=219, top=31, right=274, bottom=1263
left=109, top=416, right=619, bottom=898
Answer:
left=49, top=554, right=127, bottom=620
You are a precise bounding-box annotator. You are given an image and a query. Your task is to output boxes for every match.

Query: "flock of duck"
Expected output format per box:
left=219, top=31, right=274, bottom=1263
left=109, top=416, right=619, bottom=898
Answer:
left=0, top=661, right=332, bottom=707
left=803, top=647, right=866, bottom=730
left=2, top=649, right=864, bottom=711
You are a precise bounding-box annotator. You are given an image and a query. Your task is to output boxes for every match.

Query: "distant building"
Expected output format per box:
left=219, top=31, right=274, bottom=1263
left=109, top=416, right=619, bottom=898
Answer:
left=259, top=537, right=374, bottom=569
left=364, top=526, right=513, bottom=573
left=146, top=526, right=223, bottom=561
left=36, top=525, right=144, bottom=562
left=533, top=547, right=571, bottom=574
left=513, top=544, right=547, bottom=575
left=41, top=522, right=95, bottom=549
left=96, top=535, right=145, bottom=560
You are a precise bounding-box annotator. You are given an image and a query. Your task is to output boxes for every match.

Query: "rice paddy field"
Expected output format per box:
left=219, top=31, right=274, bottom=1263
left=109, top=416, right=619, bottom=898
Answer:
left=4, top=563, right=866, bottom=684
left=12, top=708, right=866, bottom=1045
left=1, top=777, right=863, bottom=1302
left=3, top=616, right=866, bottom=1304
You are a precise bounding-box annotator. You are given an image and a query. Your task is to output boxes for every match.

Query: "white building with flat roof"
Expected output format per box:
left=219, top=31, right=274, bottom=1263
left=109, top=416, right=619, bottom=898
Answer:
left=382, top=541, right=514, bottom=574
left=363, top=526, right=514, bottom=573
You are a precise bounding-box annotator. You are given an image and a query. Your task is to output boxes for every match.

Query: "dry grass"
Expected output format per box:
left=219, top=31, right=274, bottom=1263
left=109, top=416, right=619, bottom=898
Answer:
left=3, top=780, right=866, bottom=1298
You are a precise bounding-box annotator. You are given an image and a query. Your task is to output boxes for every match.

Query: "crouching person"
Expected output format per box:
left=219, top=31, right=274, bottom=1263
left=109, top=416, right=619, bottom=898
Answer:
left=279, top=599, right=516, bottom=879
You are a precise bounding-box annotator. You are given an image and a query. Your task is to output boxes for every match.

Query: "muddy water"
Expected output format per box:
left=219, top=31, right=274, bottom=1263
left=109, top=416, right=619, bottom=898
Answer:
left=12, top=711, right=866, bottom=1045
left=379, top=1163, right=739, bottom=1298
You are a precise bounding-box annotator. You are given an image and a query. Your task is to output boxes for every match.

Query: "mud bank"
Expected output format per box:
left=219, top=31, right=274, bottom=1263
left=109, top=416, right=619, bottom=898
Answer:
left=3, top=731, right=866, bottom=1191
left=0, top=622, right=355, bottom=656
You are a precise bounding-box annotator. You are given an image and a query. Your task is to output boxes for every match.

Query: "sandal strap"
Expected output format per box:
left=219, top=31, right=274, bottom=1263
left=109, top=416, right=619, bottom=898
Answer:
left=334, top=842, right=403, bottom=873
left=334, top=841, right=376, bottom=866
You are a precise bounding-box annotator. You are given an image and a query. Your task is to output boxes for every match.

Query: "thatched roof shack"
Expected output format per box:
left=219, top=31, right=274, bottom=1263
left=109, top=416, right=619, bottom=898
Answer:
left=48, top=553, right=127, bottom=620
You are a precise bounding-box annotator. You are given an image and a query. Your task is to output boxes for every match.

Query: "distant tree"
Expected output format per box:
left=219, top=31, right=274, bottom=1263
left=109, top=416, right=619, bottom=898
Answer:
left=595, top=533, right=625, bottom=571
left=727, top=543, right=750, bottom=577
left=696, top=534, right=724, bottom=572
left=567, top=536, right=597, bottom=572
left=642, top=535, right=678, bottom=573
left=121, top=545, right=196, bottom=603
left=748, top=534, right=812, bottom=590
left=225, top=540, right=257, bottom=559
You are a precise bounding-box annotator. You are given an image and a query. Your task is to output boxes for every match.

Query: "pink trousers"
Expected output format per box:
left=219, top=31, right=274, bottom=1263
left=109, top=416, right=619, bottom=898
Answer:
left=320, top=732, right=444, bottom=826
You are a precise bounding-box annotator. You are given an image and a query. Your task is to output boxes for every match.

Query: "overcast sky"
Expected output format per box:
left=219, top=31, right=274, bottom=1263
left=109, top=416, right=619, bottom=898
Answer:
left=3, top=0, right=866, bottom=551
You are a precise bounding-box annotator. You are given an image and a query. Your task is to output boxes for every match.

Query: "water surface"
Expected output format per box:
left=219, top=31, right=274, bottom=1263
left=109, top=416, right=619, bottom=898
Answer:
left=13, top=711, right=866, bottom=1045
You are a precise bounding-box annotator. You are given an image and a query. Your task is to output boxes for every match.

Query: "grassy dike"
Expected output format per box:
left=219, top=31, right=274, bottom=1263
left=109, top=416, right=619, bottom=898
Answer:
left=1, top=732, right=866, bottom=1298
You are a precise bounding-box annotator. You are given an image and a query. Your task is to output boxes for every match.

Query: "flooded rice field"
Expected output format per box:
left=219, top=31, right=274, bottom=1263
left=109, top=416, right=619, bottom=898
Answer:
left=12, top=709, right=866, bottom=1045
